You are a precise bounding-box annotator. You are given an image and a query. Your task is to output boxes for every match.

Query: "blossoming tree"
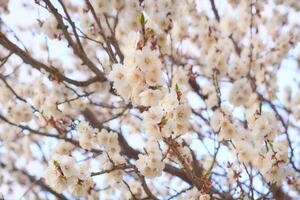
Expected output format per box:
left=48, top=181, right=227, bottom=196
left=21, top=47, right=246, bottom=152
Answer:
left=0, top=0, right=300, bottom=199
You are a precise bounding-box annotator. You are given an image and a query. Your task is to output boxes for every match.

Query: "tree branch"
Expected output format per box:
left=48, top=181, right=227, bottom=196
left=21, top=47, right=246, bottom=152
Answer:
left=209, top=0, right=220, bottom=22
left=0, top=31, right=100, bottom=87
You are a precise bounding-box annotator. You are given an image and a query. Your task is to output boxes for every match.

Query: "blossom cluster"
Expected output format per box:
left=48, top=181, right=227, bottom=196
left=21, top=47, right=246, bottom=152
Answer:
left=108, top=29, right=193, bottom=178
left=77, top=121, right=121, bottom=156
left=44, top=155, right=94, bottom=197
left=211, top=107, right=289, bottom=184
left=136, top=142, right=165, bottom=178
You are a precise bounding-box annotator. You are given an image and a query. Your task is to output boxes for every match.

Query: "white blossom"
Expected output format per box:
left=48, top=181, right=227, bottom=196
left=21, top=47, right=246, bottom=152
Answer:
left=229, top=78, right=252, bottom=106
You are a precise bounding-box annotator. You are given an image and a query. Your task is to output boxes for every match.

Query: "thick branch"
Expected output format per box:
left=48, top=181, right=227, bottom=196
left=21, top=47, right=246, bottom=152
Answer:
left=0, top=31, right=100, bottom=87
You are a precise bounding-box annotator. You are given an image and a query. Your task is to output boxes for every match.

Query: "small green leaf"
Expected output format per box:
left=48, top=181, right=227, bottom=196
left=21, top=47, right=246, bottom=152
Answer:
left=204, top=170, right=211, bottom=178
left=268, top=141, right=273, bottom=149
left=52, top=160, right=59, bottom=167
left=158, top=116, right=168, bottom=130
left=175, top=84, right=179, bottom=91
left=161, top=116, right=168, bottom=124
left=140, top=13, right=145, bottom=25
